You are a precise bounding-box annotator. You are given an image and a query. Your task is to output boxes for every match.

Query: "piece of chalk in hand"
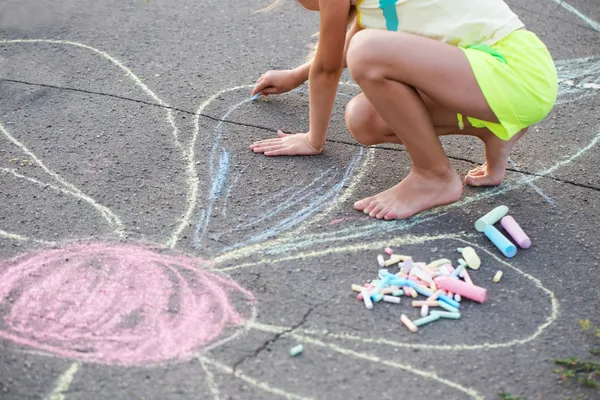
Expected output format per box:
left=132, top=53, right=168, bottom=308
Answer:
left=251, top=93, right=261, bottom=101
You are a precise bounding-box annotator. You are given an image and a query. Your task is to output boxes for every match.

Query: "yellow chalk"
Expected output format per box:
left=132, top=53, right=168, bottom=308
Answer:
left=460, top=247, right=481, bottom=270
left=493, top=271, right=503, bottom=283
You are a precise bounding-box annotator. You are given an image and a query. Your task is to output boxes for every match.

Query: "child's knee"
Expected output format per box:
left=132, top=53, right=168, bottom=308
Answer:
left=347, top=31, right=384, bottom=83
left=345, top=97, right=379, bottom=145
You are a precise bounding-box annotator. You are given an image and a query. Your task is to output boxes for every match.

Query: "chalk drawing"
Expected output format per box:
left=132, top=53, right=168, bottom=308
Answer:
left=0, top=242, right=256, bottom=366
left=191, top=86, right=366, bottom=251
left=556, top=56, right=600, bottom=105
left=0, top=228, right=55, bottom=245
left=47, top=362, right=81, bottom=400
left=508, top=158, right=556, bottom=206
left=197, top=356, right=314, bottom=400
left=548, top=0, right=600, bottom=32
left=0, top=32, right=597, bottom=399
left=198, top=357, right=221, bottom=400
left=0, top=123, right=124, bottom=235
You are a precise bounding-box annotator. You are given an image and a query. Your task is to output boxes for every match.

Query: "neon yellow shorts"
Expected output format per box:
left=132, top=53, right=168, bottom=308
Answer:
left=459, top=30, right=558, bottom=141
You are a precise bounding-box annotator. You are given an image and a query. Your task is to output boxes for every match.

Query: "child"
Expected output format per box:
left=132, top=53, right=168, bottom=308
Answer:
left=250, top=0, right=558, bottom=220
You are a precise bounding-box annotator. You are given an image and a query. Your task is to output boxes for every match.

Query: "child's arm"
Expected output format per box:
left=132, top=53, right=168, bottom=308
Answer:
left=251, top=0, right=350, bottom=156
left=252, top=18, right=360, bottom=97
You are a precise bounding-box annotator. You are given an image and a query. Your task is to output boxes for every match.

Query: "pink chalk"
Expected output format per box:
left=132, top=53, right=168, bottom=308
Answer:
left=501, top=215, right=531, bottom=249
left=384, top=247, right=394, bottom=255
left=0, top=242, right=256, bottom=366
left=434, top=277, right=487, bottom=303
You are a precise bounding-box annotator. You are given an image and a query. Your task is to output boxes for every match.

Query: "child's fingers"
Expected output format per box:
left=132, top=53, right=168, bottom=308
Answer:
left=251, top=79, right=270, bottom=96
left=250, top=137, right=284, bottom=148
left=255, top=144, right=286, bottom=154
left=264, top=148, right=290, bottom=156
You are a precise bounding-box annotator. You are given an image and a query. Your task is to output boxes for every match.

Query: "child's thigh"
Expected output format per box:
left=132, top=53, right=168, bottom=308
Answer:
left=347, top=91, right=472, bottom=132
left=347, top=29, right=499, bottom=123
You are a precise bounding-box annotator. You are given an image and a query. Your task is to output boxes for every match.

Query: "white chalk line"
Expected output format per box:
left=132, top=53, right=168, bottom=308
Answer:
left=508, top=159, right=556, bottom=206
left=166, top=85, right=251, bottom=248
left=202, top=302, right=258, bottom=354
left=0, top=39, right=183, bottom=147
left=198, top=357, right=221, bottom=400
left=196, top=356, right=314, bottom=400
left=0, top=167, right=130, bottom=226
left=216, top=232, right=469, bottom=272
left=0, top=39, right=194, bottom=243
left=549, top=0, right=600, bottom=32
left=46, top=361, right=81, bottom=400
left=0, top=228, right=56, bottom=245
left=0, top=124, right=124, bottom=235
left=247, top=323, right=483, bottom=400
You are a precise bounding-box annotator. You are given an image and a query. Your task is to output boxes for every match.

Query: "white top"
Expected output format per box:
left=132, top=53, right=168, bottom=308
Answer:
left=354, top=0, right=524, bottom=46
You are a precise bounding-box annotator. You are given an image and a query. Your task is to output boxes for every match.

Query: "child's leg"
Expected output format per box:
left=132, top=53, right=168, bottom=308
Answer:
left=345, top=30, right=508, bottom=220
left=465, top=128, right=527, bottom=186
left=346, top=93, right=526, bottom=187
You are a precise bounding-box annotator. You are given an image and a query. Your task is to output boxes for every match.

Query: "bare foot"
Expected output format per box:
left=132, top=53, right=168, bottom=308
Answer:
left=465, top=129, right=526, bottom=186
left=354, top=168, right=463, bottom=220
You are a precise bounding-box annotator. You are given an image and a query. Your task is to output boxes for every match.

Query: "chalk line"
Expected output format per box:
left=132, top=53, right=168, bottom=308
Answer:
left=217, top=232, right=468, bottom=272
left=0, top=39, right=183, bottom=147
left=508, top=159, right=556, bottom=206
left=0, top=39, right=196, bottom=245
left=46, top=362, right=81, bottom=400
left=198, top=357, right=221, bottom=400
left=556, top=56, right=600, bottom=104
left=194, top=96, right=252, bottom=249
left=197, top=356, right=314, bottom=400
left=0, top=167, right=131, bottom=227
left=0, top=123, right=125, bottom=235
left=0, top=228, right=55, bottom=245
left=247, top=323, right=483, bottom=400
left=548, top=0, right=600, bottom=32
left=221, top=165, right=248, bottom=218
left=167, top=85, right=250, bottom=248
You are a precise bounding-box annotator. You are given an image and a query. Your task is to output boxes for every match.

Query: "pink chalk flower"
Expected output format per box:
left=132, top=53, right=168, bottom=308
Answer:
left=0, top=242, right=255, bottom=366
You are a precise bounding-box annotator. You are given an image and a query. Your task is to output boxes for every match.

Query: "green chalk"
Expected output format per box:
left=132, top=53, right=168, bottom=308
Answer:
left=438, top=301, right=460, bottom=314
left=430, top=310, right=461, bottom=319
left=289, top=344, right=303, bottom=356
left=474, top=205, right=509, bottom=232
left=413, top=313, right=441, bottom=327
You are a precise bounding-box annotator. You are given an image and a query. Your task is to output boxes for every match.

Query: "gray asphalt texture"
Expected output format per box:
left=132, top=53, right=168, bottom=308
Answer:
left=1, top=1, right=599, bottom=399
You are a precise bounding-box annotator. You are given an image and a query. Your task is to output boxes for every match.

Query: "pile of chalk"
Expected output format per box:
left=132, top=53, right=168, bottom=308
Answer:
left=351, top=206, right=532, bottom=332
left=352, top=247, right=489, bottom=332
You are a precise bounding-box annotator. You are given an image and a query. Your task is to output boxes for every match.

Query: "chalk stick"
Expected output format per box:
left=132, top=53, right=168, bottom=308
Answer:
left=475, top=205, right=509, bottom=232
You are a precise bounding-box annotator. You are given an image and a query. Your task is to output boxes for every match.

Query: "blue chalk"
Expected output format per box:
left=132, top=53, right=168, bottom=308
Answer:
left=484, top=224, right=517, bottom=258
left=450, top=264, right=464, bottom=279
left=413, top=285, right=433, bottom=298
left=438, top=294, right=461, bottom=309
left=250, top=93, right=261, bottom=101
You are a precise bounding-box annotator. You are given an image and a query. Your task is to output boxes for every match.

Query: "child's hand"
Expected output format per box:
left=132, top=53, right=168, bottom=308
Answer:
left=251, top=70, right=304, bottom=97
left=250, top=130, right=323, bottom=156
